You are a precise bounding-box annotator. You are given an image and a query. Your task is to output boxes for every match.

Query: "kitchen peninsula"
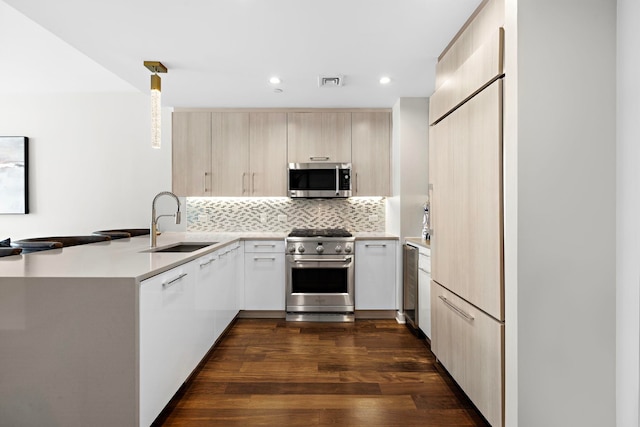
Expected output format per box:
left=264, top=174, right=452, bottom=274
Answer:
left=0, top=231, right=397, bottom=426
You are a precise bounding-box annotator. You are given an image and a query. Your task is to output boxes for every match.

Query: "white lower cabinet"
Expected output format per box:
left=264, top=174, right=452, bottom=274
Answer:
left=216, top=242, right=242, bottom=336
left=193, top=252, right=219, bottom=364
left=431, top=281, right=503, bottom=427
left=355, top=240, right=397, bottom=310
left=139, top=261, right=197, bottom=427
left=244, top=240, right=285, bottom=310
left=417, top=247, right=431, bottom=338
left=139, top=243, right=242, bottom=427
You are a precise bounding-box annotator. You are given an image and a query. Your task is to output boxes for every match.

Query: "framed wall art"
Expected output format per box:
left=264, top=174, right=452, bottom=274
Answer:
left=0, top=136, right=29, bottom=214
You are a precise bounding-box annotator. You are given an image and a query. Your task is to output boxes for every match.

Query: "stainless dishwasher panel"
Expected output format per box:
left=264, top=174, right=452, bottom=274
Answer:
left=403, top=244, right=419, bottom=328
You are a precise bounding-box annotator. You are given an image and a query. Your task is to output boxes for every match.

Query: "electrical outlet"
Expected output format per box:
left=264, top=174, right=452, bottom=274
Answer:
left=260, top=213, right=268, bottom=223
left=198, top=214, right=208, bottom=222
left=369, top=214, right=379, bottom=222
left=277, top=214, right=287, bottom=222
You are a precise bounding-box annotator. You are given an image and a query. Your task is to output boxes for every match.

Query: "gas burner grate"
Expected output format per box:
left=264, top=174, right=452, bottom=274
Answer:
left=288, top=228, right=352, bottom=238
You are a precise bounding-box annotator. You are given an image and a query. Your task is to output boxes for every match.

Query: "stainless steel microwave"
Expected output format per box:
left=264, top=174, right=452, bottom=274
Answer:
left=288, top=163, right=352, bottom=198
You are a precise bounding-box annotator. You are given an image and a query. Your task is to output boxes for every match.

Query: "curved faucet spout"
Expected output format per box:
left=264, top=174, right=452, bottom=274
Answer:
left=151, top=191, right=181, bottom=247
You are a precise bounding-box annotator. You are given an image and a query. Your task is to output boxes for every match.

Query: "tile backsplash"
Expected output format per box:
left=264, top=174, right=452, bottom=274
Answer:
left=186, top=198, right=385, bottom=232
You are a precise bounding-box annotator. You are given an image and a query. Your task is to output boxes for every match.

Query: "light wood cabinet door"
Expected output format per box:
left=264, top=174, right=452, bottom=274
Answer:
left=287, top=112, right=351, bottom=163
left=429, top=80, right=503, bottom=321
left=211, top=112, right=250, bottom=196
left=431, top=281, right=503, bottom=427
left=430, top=28, right=504, bottom=124
left=172, top=112, right=211, bottom=196
left=351, top=112, right=391, bottom=196
left=249, top=113, right=287, bottom=196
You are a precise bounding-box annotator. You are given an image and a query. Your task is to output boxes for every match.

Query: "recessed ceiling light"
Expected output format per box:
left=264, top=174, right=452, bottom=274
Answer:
left=379, top=76, right=391, bottom=85
left=273, top=88, right=283, bottom=93
left=269, top=76, right=281, bottom=85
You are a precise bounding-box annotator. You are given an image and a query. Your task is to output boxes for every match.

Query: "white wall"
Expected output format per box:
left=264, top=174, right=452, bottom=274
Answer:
left=0, top=0, right=178, bottom=241
left=0, top=94, right=174, bottom=240
left=507, top=0, right=617, bottom=425
left=387, top=97, right=429, bottom=239
left=617, top=0, right=640, bottom=425
left=388, top=97, right=429, bottom=315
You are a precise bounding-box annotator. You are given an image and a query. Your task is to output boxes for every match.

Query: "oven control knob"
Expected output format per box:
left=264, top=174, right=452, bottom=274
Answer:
left=344, top=244, right=353, bottom=253
left=297, top=244, right=305, bottom=253
left=335, top=245, right=342, bottom=253
left=316, top=245, right=324, bottom=253
left=287, top=244, right=296, bottom=253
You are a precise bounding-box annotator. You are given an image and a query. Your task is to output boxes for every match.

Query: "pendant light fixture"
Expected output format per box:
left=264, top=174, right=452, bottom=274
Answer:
left=143, top=61, right=168, bottom=149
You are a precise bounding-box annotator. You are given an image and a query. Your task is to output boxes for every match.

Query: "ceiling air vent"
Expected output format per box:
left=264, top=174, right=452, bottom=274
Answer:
left=318, top=75, right=344, bottom=87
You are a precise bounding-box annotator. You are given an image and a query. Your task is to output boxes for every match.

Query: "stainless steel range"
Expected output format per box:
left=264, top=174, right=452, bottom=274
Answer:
left=285, top=228, right=355, bottom=322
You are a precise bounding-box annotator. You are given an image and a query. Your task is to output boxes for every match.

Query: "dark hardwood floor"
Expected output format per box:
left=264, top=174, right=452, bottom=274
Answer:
left=158, top=319, right=490, bottom=427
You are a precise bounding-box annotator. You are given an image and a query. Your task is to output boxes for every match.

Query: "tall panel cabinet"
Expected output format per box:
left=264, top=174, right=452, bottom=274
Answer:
left=428, top=2, right=505, bottom=426
left=430, top=82, right=503, bottom=320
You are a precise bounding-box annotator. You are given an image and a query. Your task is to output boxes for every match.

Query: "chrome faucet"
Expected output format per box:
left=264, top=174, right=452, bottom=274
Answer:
left=151, top=191, right=181, bottom=247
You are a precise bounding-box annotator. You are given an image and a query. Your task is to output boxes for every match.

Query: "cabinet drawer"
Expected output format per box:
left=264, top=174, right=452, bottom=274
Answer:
left=244, top=240, right=285, bottom=253
left=431, top=281, right=503, bottom=427
left=418, top=252, right=431, bottom=273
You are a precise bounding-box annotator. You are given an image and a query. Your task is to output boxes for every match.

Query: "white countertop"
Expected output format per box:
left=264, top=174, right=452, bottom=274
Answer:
left=353, top=232, right=399, bottom=240
left=1, top=231, right=397, bottom=280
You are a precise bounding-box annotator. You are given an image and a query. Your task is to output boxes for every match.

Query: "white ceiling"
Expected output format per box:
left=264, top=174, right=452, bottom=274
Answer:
left=1, top=0, right=481, bottom=108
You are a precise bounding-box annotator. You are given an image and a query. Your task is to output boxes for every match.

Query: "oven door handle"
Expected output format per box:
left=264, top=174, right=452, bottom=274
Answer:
left=294, top=258, right=351, bottom=263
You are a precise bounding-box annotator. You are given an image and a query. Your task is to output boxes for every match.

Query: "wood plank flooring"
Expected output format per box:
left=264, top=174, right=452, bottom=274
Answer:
left=157, top=319, right=490, bottom=427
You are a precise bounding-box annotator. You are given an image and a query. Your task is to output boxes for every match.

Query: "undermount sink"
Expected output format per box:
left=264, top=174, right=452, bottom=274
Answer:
left=144, top=242, right=218, bottom=253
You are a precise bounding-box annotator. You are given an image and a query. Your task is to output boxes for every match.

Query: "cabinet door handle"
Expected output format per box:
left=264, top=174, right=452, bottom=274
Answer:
left=163, top=273, right=188, bottom=289
left=438, top=295, right=474, bottom=321
left=418, top=267, right=430, bottom=274
left=428, top=183, right=434, bottom=237
left=294, top=258, right=351, bottom=263
left=203, top=172, right=209, bottom=193
left=254, top=257, right=276, bottom=261
left=355, top=172, right=359, bottom=194
left=365, top=244, right=387, bottom=248
left=309, top=156, right=329, bottom=161
left=254, top=244, right=276, bottom=248
left=199, top=258, right=216, bottom=268
left=242, top=172, right=247, bottom=194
